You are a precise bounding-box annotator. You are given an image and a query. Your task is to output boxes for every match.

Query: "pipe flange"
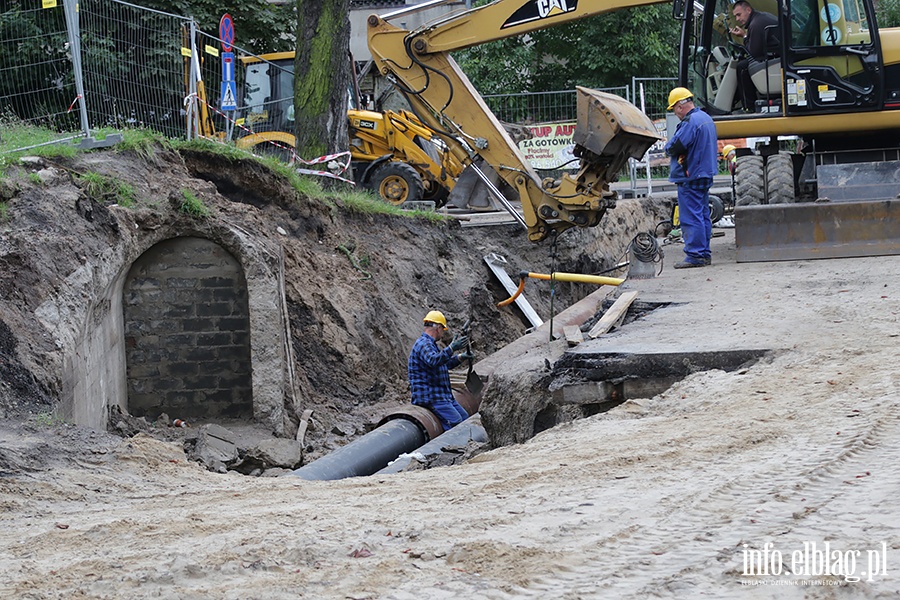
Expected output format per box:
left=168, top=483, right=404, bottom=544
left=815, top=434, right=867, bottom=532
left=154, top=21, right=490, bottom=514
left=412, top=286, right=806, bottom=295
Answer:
left=379, top=405, right=443, bottom=441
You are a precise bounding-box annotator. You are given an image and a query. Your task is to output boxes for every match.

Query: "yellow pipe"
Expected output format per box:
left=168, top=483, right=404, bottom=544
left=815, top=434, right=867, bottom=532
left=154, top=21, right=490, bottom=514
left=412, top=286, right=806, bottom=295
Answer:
left=497, top=277, right=527, bottom=307
left=526, top=272, right=625, bottom=286
left=497, top=271, right=624, bottom=307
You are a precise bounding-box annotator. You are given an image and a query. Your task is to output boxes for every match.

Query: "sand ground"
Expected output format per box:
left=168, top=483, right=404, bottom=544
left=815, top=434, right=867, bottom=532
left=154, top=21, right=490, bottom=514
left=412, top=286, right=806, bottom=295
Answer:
left=1, top=230, right=898, bottom=599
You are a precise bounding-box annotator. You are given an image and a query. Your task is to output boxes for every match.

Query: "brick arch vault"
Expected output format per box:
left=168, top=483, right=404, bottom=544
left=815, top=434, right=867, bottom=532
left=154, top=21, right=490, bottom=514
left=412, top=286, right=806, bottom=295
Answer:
left=54, top=222, right=292, bottom=436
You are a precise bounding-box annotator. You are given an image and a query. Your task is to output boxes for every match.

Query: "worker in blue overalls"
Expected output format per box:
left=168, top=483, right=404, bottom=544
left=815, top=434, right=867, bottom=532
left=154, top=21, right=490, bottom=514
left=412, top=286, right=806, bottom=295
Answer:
left=664, top=87, right=718, bottom=268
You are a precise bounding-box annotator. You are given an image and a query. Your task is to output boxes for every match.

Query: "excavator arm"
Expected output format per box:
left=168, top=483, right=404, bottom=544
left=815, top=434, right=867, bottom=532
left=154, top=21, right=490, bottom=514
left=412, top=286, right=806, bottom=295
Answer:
left=367, top=0, right=668, bottom=241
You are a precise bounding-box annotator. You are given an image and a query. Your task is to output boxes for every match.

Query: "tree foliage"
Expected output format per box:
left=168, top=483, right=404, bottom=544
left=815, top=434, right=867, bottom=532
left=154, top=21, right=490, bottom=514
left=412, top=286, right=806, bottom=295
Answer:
left=455, top=5, right=680, bottom=94
left=140, top=0, right=295, bottom=54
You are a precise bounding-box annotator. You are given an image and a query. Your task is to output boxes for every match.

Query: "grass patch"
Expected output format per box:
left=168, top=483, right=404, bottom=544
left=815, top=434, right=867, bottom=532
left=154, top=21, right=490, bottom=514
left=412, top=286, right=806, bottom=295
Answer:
left=28, top=172, right=43, bottom=186
left=2, top=120, right=449, bottom=224
left=76, top=171, right=136, bottom=207
left=0, top=201, right=8, bottom=223
left=115, top=127, right=173, bottom=160
left=0, top=118, right=79, bottom=167
left=179, top=189, right=209, bottom=217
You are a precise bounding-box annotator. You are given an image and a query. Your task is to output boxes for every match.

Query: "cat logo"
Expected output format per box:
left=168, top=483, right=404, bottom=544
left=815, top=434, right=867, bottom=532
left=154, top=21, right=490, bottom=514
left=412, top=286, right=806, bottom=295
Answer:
left=502, top=0, right=577, bottom=29
left=356, top=119, right=378, bottom=131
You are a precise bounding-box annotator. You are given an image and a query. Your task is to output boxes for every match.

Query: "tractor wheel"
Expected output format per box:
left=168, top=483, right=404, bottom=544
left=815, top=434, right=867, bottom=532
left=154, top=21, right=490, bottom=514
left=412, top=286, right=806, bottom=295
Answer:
left=765, top=152, right=795, bottom=204
left=423, top=182, right=450, bottom=209
left=734, top=154, right=765, bottom=206
left=709, top=194, right=725, bottom=224
left=373, top=162, right=424, bottom=206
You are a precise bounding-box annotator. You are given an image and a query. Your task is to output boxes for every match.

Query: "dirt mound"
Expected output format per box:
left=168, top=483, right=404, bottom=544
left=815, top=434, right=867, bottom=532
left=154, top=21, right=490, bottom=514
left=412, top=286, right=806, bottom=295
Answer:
left=0, top=145, right=668, bottom=464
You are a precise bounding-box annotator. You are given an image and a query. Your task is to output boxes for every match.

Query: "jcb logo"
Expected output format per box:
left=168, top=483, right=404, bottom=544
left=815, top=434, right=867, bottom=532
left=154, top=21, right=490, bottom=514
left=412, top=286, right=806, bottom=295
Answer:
left=357, top=120, right=377, bottom=130
left=503, top=0, right=577, bottom=28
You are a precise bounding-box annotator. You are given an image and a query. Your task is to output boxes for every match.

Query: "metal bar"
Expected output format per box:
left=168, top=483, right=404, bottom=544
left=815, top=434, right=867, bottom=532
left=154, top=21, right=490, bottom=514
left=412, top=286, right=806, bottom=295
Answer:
left=484, top=253, right=543, bottom=328
left=63, top=0, right=90, bottom=137
left=468, top=163, right=528, bottom=229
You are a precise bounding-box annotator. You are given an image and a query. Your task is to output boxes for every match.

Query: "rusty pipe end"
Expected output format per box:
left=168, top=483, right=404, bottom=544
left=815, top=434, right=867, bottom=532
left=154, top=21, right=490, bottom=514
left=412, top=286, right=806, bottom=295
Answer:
left=378, top=405, right=443, bottom=442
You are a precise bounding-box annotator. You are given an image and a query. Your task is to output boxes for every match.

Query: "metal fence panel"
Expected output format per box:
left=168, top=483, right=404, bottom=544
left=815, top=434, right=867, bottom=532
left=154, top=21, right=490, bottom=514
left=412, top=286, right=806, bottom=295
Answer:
left=483, top=86, right=630, bottom=124
left=80, top=0, right=192, bottom=139
left=0, top=3, right=78, bottom=131
left=632, top=76, right=677, bottom=124
left=193, top=31, right=296, bottom=152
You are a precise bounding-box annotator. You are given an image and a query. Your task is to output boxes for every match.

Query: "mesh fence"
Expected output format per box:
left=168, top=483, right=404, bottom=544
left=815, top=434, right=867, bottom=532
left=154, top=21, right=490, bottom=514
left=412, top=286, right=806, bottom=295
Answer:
left=80, top=0, right=192, bottom=139
left=484, top=86, right=630, bottom=124
left=632, top=77, right=678, bottom=124
left=193, top=32, right=296, bottom=154
left=0, top=2, right=78, bottom=131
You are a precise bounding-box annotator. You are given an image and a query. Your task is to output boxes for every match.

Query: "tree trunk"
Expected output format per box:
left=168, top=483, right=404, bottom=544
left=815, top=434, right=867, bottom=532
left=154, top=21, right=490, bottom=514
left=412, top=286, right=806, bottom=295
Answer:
left=294, top=0, right=351, bottom=160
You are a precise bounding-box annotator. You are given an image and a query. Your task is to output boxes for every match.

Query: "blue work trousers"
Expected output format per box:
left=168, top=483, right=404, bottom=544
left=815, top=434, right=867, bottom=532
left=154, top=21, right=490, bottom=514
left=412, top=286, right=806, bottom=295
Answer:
left=677, top=182, right=712, bottom=263
left=429, top=399, right=469, bottom=431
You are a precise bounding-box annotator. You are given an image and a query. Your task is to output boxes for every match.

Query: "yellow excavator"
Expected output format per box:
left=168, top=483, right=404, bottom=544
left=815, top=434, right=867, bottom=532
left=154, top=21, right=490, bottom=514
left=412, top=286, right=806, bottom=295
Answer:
left=192, top=7, right=663, bottom=231
left=675, top=0, right=900, bottom=259
left=366, top=0, right=665, bottom=242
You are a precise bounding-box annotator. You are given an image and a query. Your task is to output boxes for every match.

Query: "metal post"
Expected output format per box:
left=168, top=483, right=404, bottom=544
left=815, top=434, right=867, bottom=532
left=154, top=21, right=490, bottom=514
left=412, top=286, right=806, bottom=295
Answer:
left=63, top=0, right=90, bottom=138
left=189, top=19, right=200, bottom=140
left=640, top=82, right=652, bottom=196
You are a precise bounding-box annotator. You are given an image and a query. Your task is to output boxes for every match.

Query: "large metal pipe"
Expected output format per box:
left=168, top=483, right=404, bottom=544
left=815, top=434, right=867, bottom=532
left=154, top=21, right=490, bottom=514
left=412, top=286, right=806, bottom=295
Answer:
left=375, top=416, right=487, bottom=475
left=289, top=418, right=426, bottom=480
left=288, top=389, right=481, bottom=481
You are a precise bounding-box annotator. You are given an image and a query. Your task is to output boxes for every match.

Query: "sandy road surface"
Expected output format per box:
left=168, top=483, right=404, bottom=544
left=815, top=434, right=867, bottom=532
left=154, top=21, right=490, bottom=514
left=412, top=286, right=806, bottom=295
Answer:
left=1, top=231, right=898, bottom=599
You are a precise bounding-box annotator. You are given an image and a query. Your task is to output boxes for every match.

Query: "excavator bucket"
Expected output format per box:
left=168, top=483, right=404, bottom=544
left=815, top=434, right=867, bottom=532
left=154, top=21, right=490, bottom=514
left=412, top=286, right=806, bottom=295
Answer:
left=573, top=86, right=662, bottom=174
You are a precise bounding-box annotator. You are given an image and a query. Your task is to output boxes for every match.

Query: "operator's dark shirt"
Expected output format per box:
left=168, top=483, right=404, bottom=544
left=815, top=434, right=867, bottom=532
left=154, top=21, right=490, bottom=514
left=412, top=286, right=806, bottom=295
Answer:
left=408, top=333, right=460, bottom=406
left=743, top=10, right=780, bottom=60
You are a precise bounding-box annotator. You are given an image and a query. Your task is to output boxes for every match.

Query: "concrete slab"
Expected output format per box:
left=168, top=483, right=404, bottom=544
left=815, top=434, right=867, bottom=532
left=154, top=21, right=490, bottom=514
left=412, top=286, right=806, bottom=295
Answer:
left=566, top=229, right=900, bottom=360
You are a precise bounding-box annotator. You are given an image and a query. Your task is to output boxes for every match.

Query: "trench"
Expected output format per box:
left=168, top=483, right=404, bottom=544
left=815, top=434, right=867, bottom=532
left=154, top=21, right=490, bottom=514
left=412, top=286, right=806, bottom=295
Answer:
left=292, top=299, right=770, bottom=480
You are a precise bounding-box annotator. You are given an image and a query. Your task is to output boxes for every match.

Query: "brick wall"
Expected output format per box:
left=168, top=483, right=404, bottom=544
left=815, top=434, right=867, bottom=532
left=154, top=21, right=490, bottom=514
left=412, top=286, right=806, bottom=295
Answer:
left=124, top=236, right=253, bottom=420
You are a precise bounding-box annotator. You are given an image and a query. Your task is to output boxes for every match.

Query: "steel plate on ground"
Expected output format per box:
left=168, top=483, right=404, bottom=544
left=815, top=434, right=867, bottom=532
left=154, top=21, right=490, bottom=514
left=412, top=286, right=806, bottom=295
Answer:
left=735, top=200, right=900, bottom=262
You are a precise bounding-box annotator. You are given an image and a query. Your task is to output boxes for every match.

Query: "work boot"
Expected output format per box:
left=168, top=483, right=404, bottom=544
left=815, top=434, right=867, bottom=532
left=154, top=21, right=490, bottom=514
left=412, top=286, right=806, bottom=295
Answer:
left=674, top=259, right=707, bottom=269
left=703, top=256, right=712, bottom=265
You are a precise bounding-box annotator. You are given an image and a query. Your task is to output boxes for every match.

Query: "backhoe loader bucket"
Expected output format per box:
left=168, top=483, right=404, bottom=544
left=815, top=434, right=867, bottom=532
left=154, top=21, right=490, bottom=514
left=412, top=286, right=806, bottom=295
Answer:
left=573, top=87, right=661, bottom=174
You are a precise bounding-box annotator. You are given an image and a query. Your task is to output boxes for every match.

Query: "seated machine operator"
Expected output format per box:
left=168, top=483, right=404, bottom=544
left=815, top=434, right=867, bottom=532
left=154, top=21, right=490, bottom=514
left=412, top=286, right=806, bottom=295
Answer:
left=729, top=0, right=780, bottom=111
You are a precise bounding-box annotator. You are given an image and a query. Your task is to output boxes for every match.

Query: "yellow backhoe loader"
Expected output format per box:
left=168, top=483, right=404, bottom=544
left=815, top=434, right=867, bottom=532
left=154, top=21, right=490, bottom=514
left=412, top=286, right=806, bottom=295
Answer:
left=195, top=51, right=466, bottom=208
left=366, top=0, right=665, bottom=242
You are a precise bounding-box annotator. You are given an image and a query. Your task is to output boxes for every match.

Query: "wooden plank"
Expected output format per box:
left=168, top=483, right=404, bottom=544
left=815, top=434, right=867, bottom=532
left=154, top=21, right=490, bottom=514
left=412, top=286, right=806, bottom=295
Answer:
left=588, top=290, right=639, bottom=339
left=564, top=325, right=584, bottom=346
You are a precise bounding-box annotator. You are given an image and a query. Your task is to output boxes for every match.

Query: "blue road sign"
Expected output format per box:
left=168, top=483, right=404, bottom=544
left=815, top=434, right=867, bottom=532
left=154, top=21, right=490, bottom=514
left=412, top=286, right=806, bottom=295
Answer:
left=220, top=80, right=237, bottom=111
left=222, top=52, right=235, bottom=82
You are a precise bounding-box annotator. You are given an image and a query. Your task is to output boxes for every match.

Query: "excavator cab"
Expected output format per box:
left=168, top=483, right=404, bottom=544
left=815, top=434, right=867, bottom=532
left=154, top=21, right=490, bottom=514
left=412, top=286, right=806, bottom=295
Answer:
left=681, top=0, right=885, bottom=117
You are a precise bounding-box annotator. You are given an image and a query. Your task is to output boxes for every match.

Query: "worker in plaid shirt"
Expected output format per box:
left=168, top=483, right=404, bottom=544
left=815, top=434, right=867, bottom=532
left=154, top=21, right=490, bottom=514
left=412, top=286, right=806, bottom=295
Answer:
left=408, top=310, right=473, bottom=431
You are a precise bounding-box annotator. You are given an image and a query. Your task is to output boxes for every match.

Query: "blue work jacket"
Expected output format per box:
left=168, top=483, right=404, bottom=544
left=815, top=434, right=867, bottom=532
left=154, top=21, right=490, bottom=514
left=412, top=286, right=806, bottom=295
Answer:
left=665, top=107, right=718, bottom=184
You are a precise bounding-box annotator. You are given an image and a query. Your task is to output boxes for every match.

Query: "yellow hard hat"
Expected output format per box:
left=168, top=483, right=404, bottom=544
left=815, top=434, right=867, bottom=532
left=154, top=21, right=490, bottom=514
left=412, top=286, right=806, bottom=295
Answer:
left=423, top=310, right=448, bottom=330
left=722, top=144, right=737, bottom=159
left=667, top=87, right=694, bottom=110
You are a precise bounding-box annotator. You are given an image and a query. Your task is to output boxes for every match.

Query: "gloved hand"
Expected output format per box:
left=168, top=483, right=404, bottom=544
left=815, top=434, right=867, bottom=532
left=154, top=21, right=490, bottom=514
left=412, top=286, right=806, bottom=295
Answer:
left=458, top=350, right=475, bottom=361
left=448, top=334, right=469, bottom=352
